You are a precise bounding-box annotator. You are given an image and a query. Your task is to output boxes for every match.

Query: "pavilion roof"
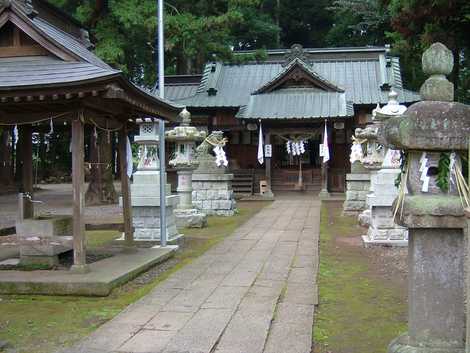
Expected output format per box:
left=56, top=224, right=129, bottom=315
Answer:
left=0, top=0, right=182, bottom=122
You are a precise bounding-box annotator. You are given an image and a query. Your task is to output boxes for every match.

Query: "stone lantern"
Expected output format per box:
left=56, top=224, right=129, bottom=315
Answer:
left=130, top=118, right=181, bottom=243
left=166, top=109, right=208, bottom=228
left=362, top=90, right=408, bottom=246
left=384, top=43, right=470, bottom=353
left=356, top=105, right=386, bottom=226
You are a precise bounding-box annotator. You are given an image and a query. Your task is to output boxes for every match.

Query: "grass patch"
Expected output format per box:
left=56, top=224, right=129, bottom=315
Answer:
left=0, top=201, right=269, bottom=353
left=313, top=202, right=407, bottom=353
left=86, top=230, right=122, bottom=249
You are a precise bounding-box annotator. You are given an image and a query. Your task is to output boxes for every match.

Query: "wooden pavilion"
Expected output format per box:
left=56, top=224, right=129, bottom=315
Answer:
left=0, top=0, right=181, bottom=272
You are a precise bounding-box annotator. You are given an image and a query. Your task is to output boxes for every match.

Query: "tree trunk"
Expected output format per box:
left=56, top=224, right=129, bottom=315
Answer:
left=85, top=130, right=118, bottom=205
left=0, top=128, right=13, bottom=186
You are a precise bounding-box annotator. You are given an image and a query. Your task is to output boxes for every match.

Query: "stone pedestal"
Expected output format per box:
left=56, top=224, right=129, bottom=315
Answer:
left=191, top=131, right=237, bottom=216
left=362, top=168, right=408, bottom=246
left=130, top=170, right=181, bottom=243
left=343, top=162, right=371, bottom=215
left=192, top=173, right=236, bottom=216
left=357, top=167, right=380, bottom=227
left=174, top=170, right=207, bottom=228
left=16, top=215, right=73, bottom=266
left=389, top=199, right=466, bottom=353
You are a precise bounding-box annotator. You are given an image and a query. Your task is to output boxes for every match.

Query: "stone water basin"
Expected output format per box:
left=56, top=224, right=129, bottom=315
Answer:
left=16, top=215, right=73, bottom=266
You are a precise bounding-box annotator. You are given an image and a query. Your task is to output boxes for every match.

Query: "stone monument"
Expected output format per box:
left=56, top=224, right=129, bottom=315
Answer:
left=166, top=109, right=208, bottom=228
left=362, top=91, right=408, bottom=246
left=343, top=135, right=371, bottom=215
left=192, top=131, right=237, bottom=216
left=384, top=42, right=470, bottom=353
left=130, top=119, right=181, bottom=243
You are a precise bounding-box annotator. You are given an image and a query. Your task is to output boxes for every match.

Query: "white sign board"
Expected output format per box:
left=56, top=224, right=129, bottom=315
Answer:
left=319, top=143, right=324, bottom=157
left=264, top=144, right=272, bottom=158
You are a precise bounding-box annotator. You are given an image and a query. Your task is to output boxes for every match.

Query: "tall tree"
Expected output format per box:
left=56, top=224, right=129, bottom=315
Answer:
left=386, top=0, right=470, bottom=101
left=85, top=130, right=117, bottom=205
left=263, top=0, right=334, bottom=47
left=49, top=0, right=279, bottom=78
left=326, top=0, right=390, bottom=46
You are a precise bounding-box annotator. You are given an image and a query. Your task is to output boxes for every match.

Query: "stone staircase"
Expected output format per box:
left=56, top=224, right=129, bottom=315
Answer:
left=232, top=170, right=255, bottom=195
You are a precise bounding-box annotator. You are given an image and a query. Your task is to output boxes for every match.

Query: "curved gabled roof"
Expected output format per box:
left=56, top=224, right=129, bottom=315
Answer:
left=252, top=58, right=344, bottom=95
left=177, top=46, right=421, bottom=117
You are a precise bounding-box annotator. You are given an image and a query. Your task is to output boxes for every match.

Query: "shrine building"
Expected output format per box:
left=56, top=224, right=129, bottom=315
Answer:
left=163, top=45, right=420, bottom=194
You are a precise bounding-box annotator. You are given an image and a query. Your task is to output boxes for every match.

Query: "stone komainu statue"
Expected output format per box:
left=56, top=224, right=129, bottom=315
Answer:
left=194, top=131, right=229, bottom=173
left=195, top=131, right=226, bottom=156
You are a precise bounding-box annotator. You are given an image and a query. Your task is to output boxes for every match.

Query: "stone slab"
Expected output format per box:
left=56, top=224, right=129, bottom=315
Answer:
left=192, top=173, right=234, bottom=181
left=346, top=173, right=371, bottom=181
left=144, top=311, right=194, bottom=331
left=162, top=308, right=234, bottom=353
left=117, top=329, right=176, bottom=353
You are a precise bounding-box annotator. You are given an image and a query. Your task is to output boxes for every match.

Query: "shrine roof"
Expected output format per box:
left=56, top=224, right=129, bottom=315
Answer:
left=171, top=46, right=420, bottom=119
left=236, top=89, right=354, bottom=120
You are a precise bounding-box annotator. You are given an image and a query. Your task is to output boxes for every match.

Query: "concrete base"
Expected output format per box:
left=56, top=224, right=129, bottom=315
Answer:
left=0, top=247, right=176, bottom=296
left=118, top=232, right=184, bottom=246
left=362, top=235, right=408, bottom=247
left=388, top=334, right=465, bottom=353
left=20, top=255, right=59, bottom=267
left=358, top=209, right=371, bottom=227
left=174, top=208, right=207, bottom=228
left=70, top=264, right=90, bottom=274
left=318, top=190, right=330, bottom=199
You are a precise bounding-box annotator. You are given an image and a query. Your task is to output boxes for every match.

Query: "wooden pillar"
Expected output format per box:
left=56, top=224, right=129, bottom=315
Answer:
left=265, top=131, right=274, bottom=198
left=71, top=116, right=88, bottom=273
left=19, top=125, right=34, bottom=218
left=118, top=126, right=134, bottom=248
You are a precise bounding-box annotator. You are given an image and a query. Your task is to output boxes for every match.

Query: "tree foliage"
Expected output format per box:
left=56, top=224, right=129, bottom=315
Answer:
left=47, top=0, right=469, bottom=102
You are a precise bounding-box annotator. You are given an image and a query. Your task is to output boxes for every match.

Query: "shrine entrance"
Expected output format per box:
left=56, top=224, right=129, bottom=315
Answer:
left=270, top=129, right=322, bottom=192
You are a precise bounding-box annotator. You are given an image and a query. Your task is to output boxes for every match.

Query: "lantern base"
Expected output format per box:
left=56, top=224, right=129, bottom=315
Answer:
left=174, top=208, right=207, bottom=228
left=388, top=334, right=465, bottom=353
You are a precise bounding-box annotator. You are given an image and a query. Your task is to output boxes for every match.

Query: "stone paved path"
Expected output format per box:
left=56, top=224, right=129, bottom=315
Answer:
left=64, top=196, right=320, bottom=353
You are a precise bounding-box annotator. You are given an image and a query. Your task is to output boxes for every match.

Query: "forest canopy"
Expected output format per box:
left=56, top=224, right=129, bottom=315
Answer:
left=49, top=0, right=469, bottom=102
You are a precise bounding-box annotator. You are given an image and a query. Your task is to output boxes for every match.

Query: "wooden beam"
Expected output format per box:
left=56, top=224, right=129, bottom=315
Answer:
left=71, top=116, right=89, bottom=273
left=19, top=124, right=33, bottom=219
left=118, top=126, right=134, bottom=249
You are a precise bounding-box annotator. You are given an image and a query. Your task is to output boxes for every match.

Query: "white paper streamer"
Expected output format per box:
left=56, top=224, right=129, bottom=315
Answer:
left=49, top=118, right=54, bottom=135
left=214, top=145, right=228, bottom=167
left=126, top=137, right=133, bottom=178
left=419, top=152, right=430, bottom=192
left=13, top=125, right=18, bottom=147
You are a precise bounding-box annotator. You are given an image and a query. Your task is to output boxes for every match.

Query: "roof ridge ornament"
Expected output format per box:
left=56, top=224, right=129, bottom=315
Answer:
left=283, top=44, right=310, bottom=67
